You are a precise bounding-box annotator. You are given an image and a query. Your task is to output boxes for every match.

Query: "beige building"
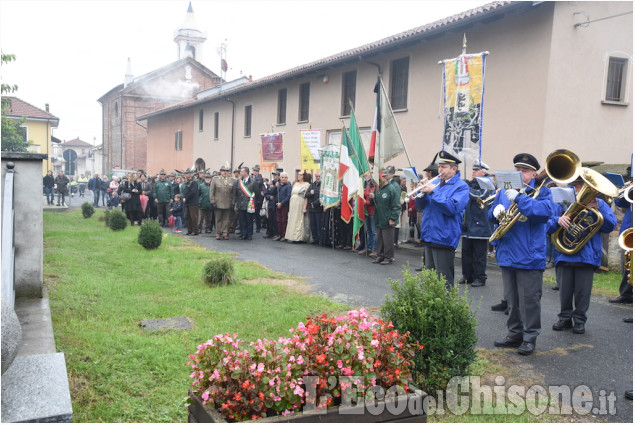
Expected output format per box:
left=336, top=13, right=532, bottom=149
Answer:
left=140, top=1, right=633, bottom=176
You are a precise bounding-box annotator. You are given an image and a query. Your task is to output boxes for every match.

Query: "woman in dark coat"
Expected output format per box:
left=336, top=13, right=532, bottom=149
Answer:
left=121, top=173, right=143, bottom=225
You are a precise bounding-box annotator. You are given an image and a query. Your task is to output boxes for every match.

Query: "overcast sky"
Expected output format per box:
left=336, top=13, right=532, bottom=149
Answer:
left=0, top=0, right=487, bottom=145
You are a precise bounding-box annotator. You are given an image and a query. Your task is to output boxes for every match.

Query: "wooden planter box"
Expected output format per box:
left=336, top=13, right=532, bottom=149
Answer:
left=188, top=390, right=427, bottom=423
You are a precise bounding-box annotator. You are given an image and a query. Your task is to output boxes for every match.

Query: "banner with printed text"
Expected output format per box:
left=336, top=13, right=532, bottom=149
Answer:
left=261, top=133, right=284, bottom=161
left=441, top=51, right=487, bottom=166
left=300, top=129, right=321, bottom=172
left=319, top=144, right=340, bottom=209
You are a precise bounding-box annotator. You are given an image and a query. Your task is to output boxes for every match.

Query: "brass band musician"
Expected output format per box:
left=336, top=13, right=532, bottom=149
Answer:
left=548, top=175, right=617, bottom=334
left=459, top=161, right=494, bottom=287
left=490, top=153, right=553, bottom=356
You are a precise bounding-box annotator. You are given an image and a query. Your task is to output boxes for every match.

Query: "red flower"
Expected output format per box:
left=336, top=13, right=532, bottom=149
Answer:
left=316, top=354, right=326, bottom=364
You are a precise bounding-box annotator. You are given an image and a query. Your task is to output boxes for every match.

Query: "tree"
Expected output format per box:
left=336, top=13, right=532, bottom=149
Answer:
left=1, top=53, right=31, bottom=152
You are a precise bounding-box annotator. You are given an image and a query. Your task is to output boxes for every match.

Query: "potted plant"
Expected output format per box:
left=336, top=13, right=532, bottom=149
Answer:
left=187, top=309, right=427, bottom=422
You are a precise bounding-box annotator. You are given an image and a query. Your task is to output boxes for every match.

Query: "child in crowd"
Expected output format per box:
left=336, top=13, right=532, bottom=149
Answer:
left=171, top=194, right=184, bottom=233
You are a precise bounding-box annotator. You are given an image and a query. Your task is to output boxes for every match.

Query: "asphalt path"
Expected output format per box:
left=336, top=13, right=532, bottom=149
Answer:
left=182, top=228, right=633, bottom=422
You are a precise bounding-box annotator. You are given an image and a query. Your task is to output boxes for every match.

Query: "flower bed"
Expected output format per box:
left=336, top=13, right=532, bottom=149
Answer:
left=187, top=309, right=424, bottom=422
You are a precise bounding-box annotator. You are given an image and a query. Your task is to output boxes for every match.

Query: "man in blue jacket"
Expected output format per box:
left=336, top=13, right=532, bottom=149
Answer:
left=414, top=151, right=469, bottom=288
left=548, top=176, right=617, bottom=334
left=490, top=153, right=553, bottom=356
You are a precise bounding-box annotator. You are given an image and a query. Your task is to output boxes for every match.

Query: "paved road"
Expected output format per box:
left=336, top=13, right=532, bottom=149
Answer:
left=184, top=229, right=633, bottom=422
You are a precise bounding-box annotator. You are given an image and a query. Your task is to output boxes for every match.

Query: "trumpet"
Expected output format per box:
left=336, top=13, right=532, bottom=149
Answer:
left=619, top=228, right=633, bottom=286
left=613, top=184, right=633, bottom=204
left=476, top=193, right=496, bottom=209
left=407, top=177, right=441, bottom=198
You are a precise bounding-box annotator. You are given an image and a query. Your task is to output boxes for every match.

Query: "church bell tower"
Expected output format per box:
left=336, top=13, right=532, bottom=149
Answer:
left=174, top=2, right=207, bottom=62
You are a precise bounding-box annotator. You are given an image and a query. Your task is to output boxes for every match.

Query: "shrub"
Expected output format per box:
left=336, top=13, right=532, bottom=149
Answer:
left=102, top=210, right=111, bottom=227
left=81, top=202, right=95, bottom=218
left=108, top=209, right=127, bottom=231
left=137, top=219, right=163, bottom=250
left=188, top=309, right=416, bottom=422
left=381, top=268, right=477, bottom=394
left=203, top=258, right=235, bottom=286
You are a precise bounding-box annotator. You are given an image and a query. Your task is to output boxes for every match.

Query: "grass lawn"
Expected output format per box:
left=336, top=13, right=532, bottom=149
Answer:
left=44, top=210, right=343, bottom=422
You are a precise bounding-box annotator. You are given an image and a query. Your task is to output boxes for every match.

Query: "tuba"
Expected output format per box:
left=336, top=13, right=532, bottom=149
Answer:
left=548, top=150, right=619, bottom=255
left=619, top=228, right=633, bottom=286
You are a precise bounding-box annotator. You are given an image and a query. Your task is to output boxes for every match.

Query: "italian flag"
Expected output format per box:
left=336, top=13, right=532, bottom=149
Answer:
left=338, top=128, right=359, bottom=223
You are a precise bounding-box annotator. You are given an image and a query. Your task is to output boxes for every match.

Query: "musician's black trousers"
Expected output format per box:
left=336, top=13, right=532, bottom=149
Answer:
left=461, top=237, right=488, bottom=283
left=556, top=263, right=594, bottom=325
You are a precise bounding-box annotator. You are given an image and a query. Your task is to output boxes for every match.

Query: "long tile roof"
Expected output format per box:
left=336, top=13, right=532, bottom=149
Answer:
left=139, top=0, right=521, bottom=120
left=2, top=96, right=59, bottom=120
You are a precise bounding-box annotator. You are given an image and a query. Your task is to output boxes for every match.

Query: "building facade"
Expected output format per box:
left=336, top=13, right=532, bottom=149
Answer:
left=2, top=96, right=59, bottom=175
left=140, top=1, right=632, bottom=176
left=98, top=3, right=221, bottom=174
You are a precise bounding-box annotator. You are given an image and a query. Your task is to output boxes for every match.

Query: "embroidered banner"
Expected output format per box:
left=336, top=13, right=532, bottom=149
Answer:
left=441, top=51, right=487, bottom=166
left=319, top=144, right=340, bottom=210
left=261, top=133, right=284, bottom=161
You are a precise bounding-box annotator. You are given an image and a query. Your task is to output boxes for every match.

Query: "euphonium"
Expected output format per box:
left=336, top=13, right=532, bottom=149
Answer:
left=488, top=170, right=549, bottom=243
left=619, top=228, right=633, bottom=286
left=548, top=150, right=619, bottom=255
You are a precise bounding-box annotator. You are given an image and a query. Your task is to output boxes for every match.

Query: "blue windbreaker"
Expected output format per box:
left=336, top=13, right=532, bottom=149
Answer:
left=415, top=171, right=469, bottom=249
left=547, top=198, right=616, bottom=267
left=487, top=179, right=553, bottom=269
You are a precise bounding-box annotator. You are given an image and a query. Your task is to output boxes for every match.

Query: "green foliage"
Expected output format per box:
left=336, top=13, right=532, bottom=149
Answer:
left=1, top=53, right=30, bottom=153
left=81, top=202, right=95, bottom=218
left=102, top=210, right=111, bottom=227
left=108, top=209, right=127, bottom=231
left=137, top=219, right=163, bottom=250
left=381, top=268, right=478, bottom=394
left=203, top=257, right=235, bottom=286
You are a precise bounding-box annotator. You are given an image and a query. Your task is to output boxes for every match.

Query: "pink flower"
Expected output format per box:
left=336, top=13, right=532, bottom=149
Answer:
left=257, top=363, right=265, bottom=373
left=282, top=409, right=294, bottom=416
left=202, top=391, right=210, bottom=401
left=297, top=356, right=304, bottom=365
left=370, top=339, right=379, bottom=347
left=269, top=378, right=276, bottom=386
left=293, top=386, right=304, bottom=396
left=337, top=360, right=343, bottom=368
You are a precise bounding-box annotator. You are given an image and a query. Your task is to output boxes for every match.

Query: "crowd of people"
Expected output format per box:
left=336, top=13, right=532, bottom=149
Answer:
left=45, top=150, right=632, bottom=360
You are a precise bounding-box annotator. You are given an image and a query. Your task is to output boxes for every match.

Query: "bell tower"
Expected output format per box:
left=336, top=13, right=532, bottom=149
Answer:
left=174, top=2, right=207, bottom=62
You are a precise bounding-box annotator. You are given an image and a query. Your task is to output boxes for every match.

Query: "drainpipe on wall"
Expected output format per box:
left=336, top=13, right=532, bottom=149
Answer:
left=226, top=98, right=235, bottom=170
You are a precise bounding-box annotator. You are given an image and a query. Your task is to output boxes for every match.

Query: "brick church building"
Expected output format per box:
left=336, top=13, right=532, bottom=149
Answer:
left=98, top=2, right=221, bottom=173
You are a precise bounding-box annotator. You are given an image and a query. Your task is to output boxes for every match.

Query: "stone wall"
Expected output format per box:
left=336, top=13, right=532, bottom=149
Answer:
left=1, top=153, right=46, bottom=297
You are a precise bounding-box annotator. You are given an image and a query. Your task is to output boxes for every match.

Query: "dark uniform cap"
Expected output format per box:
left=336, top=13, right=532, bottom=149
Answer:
left=253, top=164, right=260, bottom=171
left=513, top=153, right=540, bottom=171
left=384, top=165, right=396, bottom=175
left=423, top=163, right=438, bottom=172
left=219, top=165, right=230, bottom=171
left=204, top=174, right=212, bottom=179
left=159, top=169, right=166, bottom=175
left=436, top=151, right=461, bottom=165
left=184, top=167, right=195, bottom=174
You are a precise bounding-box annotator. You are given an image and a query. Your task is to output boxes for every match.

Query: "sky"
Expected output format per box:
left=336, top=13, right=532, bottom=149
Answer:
left=0, top=0, right=488, bottom=145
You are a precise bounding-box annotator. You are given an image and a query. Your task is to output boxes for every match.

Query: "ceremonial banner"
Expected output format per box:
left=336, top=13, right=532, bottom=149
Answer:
left=371, top=78, right=408, bottom=184
left=349, top=108, right=370, bottom=244
left=300, top=129, right=321, bottom=172
left=319, top=144, right=340, bottom=209
left=441, top=49, right=487, bottom=165
left=261, top=133, right=284, bottom=161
